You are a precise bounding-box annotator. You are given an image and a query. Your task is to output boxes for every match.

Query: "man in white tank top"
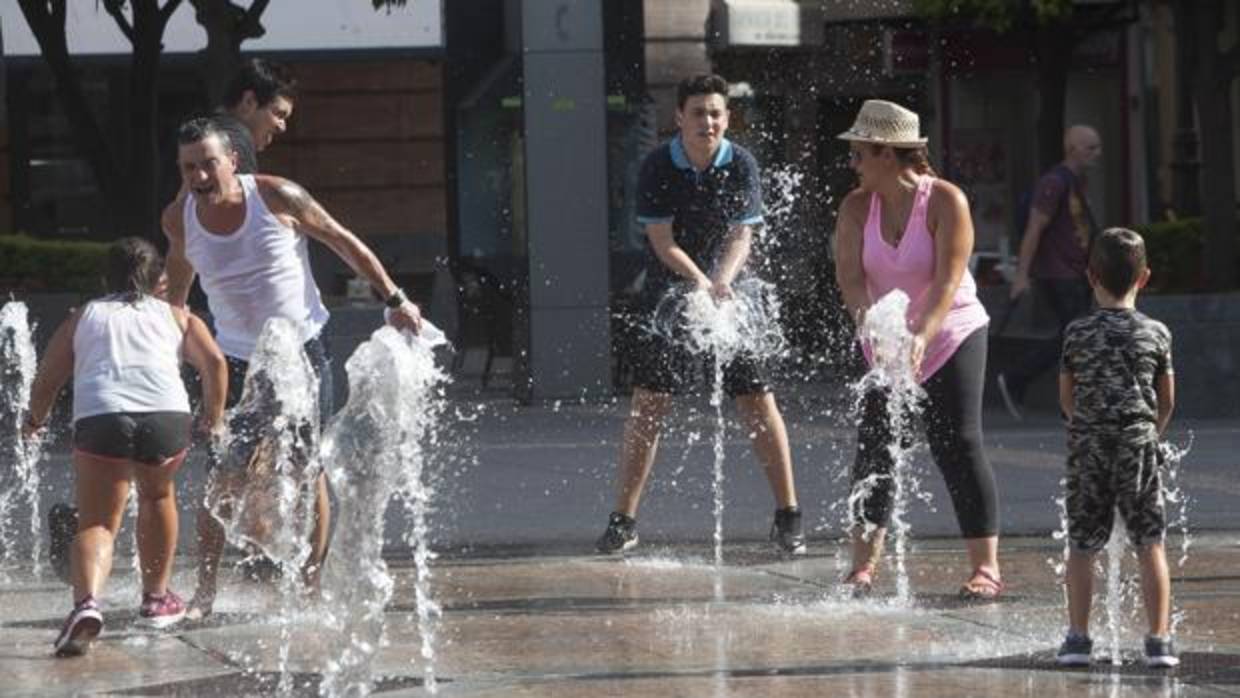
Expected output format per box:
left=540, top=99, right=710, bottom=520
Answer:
left=161, top=117, right=423, bottom=617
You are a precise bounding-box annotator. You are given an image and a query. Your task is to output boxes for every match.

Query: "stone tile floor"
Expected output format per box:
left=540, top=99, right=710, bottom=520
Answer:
left=2, top=534, right=1238, bottom=697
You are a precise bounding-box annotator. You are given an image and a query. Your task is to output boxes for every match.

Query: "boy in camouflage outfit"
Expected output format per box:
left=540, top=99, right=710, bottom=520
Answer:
left=1055, top=227, right=1179, bottom=668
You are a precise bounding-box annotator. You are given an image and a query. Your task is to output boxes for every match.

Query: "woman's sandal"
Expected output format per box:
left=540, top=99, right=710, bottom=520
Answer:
left=959, top=567, right=1004, bottom=600
left=843, top=564, right=877, bottom=598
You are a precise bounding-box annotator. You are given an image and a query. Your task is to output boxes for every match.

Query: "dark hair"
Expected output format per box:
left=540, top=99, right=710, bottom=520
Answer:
left=221, top=58, right=297, bottom=109
left=868, top=144, right=937, bottom=176
left=1089, top=227, right=1147, bottom=297
left=177, top=116, right=233, bottom=151
left=676, top=74, right=729, bottom=110
left=106, top=237, right=164, bottom=298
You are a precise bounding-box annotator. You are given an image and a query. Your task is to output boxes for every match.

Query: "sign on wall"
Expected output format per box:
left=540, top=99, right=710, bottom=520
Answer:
left=2, top=0, right=443, bottom=56
left=710, top=0, right=821, bottom=48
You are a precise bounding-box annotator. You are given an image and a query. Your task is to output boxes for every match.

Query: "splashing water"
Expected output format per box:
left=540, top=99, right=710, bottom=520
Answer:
left=651, top=278, right=785, bottom=566
left=319, top=323, right=449, bottom=696
left=1160, top=436, right=1193, bottom=635
left=1102, top=438, right=1196, bottom=663
left=208, top=318, right=321, bottom=694
left=0, top=301, right=43, bottom=579
left=1159, top=437, right=1193, bottom=568
left=1102, top=517, right=1130, bottom=667
left=1051, top=434, right=1194, bottom=664
left=847, top=290, right=926, bottom=604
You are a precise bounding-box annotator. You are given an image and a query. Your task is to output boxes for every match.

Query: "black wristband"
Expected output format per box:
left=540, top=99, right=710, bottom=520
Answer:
left=384, top=288, right=408, bottom=309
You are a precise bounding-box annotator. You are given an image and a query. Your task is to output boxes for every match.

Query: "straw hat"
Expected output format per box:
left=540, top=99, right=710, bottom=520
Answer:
left=837, top=99, right=928, bottom=148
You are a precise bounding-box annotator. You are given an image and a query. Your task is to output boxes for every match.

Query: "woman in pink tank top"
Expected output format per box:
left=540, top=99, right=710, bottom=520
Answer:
left=832, top=100, right=1002, bottom=601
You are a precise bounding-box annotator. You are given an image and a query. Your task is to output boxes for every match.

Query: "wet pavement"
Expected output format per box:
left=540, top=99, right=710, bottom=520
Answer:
left=2, top=535, right=1240, bottom=696
left=2, top=386, right=1239, bottom=696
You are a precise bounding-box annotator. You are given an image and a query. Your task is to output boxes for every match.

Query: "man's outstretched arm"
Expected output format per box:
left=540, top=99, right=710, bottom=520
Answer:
left=260, top=176, right=423, bottom=332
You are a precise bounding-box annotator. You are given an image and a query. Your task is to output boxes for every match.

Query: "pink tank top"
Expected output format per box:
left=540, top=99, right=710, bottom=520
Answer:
left=861, top=175, right=989, bottom=382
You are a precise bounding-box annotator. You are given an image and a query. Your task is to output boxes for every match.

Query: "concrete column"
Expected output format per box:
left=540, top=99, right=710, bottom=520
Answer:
left=516, top=0, right=611, bottom=401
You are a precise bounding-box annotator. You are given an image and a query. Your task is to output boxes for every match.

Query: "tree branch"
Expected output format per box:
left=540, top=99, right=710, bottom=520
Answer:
left=101, top=0, right=136, bottom=43
left=239, top=0, right=270, bottom=42
left=159, top=0, right=188, bottom=26
left=242, top=0, right=270, bottom=27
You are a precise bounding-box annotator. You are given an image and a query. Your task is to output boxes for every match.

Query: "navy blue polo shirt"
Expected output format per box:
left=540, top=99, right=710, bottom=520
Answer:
left=635, top=135, right=764, bottom=303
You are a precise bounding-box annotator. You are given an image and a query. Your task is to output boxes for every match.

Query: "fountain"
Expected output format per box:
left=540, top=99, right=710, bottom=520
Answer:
left=207, top=317, right=321, bottom=694
left=650, top=277, right=785, bottom=566
left=1053, top=436, right=1195, bottom=667
left=318, top=322, right=449, bottom=696
left=847, top=289, right=928, bottom=604
left=0, top=301, right=44, bottom=579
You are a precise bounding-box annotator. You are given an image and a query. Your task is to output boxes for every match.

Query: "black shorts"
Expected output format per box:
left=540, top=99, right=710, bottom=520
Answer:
left=73, top=412, right=192, bottom=465
left=209, top=335, right=333, bottom=473
left=622, top=316, right=769, bottom=398
left=222, top=335, right=334, bottom=422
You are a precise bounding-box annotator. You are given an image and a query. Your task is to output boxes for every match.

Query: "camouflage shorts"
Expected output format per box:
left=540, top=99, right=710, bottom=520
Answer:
left=1065, top=431, right=1166, bottom=552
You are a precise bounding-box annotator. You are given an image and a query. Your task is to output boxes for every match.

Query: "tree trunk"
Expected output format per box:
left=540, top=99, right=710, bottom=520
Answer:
left=126, top=1, right=168, bottom=241
left=1195, top=0, right=1238, bottom=290
left=16, top=0, right=126, bottom=233
left=189, top=0, right=270, bottom=106
left=1170, top=1, right=1200, bottom=217
left=1033, top=27, right=1073, bottom=173
left=192, top=0, right=242, bottom=105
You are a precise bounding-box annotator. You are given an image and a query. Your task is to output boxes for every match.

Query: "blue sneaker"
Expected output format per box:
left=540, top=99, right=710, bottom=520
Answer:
left=1144, top=635, right=1180, bottom=668
left=1056, top=633, right=1092, bottom=667
left=595, top=512, right=638, bottom=554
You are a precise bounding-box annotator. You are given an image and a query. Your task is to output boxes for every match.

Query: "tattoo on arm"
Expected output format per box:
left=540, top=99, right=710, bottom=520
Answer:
left=275, top=179, right=336, bottom=231
left=276, top=179, right=314, bottom=215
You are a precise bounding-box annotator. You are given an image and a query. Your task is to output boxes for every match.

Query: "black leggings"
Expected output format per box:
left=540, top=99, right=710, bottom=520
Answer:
left=851, top=328, right=998, bottom=538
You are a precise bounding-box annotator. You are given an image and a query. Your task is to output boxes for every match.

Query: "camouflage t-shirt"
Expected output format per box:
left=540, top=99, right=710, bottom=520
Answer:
left=1061, top=308, right=1172, bottom=434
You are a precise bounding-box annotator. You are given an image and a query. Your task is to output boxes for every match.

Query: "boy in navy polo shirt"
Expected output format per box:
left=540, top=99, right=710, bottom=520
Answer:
left=596, top=74, right=804, bottom=555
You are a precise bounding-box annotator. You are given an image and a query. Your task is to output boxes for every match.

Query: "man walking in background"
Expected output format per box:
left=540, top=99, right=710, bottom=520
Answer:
left=997, top=125, right=1102, bottom=419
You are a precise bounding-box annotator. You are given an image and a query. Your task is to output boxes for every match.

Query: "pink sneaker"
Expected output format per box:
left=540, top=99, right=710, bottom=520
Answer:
left=53, top=595, right=103, bottom=657
left=138, top=590, right=186, bottom=629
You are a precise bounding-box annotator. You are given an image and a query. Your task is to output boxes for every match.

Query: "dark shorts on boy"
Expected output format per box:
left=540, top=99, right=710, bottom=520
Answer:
left=74, top=411, right=192, bottom=465
left=1066, top=429, right=1166, bottom=552
left=624, top=317, right=768, bottom=398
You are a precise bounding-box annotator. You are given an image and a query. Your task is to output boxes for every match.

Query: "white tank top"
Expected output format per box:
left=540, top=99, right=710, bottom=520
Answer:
left=73, top=295, right=191, bottom=419
left=182, top=174, right=330, bottom=359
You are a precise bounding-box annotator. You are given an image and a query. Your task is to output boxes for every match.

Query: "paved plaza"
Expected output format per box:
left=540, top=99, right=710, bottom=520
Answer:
left=3, top=536, right=1239, bottom=696
left=2, top=390, right=1239, bottom=696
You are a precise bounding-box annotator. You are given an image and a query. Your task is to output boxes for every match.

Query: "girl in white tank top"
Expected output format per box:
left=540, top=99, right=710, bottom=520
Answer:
left=72, top=295, right=190, bottom=419
left=23, top=237, right=228, bottom=654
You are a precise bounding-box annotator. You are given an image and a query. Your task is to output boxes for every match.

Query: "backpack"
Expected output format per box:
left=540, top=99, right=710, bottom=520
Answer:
left=1012, top=165, right=1073, bottom=251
